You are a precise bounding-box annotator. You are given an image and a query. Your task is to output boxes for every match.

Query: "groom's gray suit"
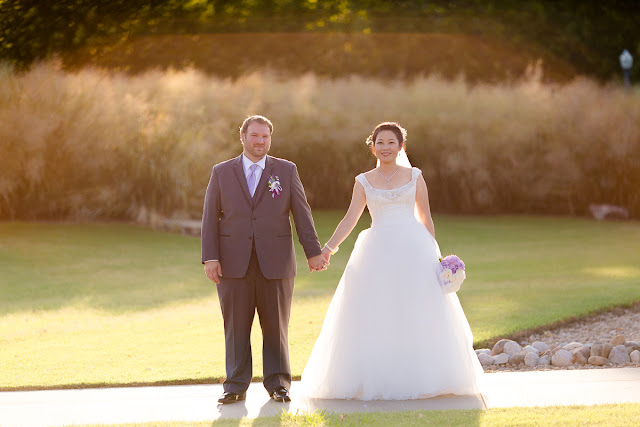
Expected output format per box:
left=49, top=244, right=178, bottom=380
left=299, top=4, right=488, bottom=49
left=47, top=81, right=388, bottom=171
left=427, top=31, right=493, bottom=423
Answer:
left=201, top=154, right=322, bottom=394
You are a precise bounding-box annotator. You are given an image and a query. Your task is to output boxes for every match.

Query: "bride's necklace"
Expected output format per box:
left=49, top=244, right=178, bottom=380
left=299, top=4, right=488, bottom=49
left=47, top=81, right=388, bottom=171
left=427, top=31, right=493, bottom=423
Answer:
left=377, top=167, right=399, bottom=185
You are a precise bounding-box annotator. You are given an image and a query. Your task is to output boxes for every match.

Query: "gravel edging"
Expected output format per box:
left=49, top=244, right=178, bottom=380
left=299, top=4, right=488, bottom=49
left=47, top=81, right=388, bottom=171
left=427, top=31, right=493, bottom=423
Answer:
left=477, top=302, right=640, bottom=372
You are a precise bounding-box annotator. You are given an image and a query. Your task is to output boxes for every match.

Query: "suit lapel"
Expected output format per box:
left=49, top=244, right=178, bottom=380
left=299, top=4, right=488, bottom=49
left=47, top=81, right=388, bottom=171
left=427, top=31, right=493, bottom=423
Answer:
left=253, top=156, right=272, bottom=205
left=233, top=155, right=253, bottom=205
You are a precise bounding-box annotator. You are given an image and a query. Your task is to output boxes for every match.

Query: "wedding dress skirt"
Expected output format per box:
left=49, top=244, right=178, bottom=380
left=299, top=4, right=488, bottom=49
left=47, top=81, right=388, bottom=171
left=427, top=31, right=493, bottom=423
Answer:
left=300, top=168, right=483, bottom=400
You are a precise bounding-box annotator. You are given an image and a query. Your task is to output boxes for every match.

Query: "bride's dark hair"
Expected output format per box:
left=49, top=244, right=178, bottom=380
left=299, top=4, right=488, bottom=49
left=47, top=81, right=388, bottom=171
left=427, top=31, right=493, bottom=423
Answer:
left=365, top=122, right=407, bottom=154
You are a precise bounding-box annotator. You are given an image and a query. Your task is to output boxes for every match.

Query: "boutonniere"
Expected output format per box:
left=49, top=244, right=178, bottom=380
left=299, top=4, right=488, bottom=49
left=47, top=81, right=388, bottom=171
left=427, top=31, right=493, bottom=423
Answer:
left=268, top=175, right=283, bottom=199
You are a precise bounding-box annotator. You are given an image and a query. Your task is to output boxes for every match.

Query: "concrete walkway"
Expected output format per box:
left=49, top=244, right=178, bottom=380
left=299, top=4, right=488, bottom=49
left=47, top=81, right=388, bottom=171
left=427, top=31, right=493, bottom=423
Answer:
left=2, top=368, right=640, bottom=426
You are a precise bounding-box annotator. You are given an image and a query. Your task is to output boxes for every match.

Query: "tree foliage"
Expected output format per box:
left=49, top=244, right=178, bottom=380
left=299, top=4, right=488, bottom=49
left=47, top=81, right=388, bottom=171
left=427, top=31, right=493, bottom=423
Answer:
left=0, top=0, right=177, bottom=69
left=1, top=0, right=639, bottom=79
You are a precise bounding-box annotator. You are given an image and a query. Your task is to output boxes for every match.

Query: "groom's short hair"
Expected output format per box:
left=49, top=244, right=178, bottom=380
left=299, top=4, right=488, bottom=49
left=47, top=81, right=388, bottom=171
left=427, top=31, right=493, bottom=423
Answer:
left=240, top=115, right=274, bottom=138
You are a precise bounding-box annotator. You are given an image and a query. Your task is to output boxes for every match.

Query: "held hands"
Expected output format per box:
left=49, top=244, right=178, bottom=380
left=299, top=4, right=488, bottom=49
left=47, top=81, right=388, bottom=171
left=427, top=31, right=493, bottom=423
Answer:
left=308, top=254, right=329, bottom=272
left=204, top=261, right=223, bottom=284
left=313, top=243, right=338, bottom=272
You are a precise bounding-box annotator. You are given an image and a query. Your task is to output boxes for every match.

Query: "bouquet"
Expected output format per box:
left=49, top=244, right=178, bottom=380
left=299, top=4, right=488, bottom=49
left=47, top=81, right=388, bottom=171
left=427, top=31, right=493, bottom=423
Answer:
left=439, top=255, right=466, bottom=294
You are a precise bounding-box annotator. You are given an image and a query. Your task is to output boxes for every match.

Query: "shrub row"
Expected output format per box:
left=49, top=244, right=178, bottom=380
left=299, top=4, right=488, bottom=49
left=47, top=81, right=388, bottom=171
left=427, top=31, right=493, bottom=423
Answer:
left=1, top=61, right=638, bottom=221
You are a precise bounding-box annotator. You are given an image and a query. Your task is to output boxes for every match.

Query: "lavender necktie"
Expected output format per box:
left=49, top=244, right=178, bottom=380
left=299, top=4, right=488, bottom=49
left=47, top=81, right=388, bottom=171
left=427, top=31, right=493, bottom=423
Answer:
left=247, top=164, right=258, bottom=197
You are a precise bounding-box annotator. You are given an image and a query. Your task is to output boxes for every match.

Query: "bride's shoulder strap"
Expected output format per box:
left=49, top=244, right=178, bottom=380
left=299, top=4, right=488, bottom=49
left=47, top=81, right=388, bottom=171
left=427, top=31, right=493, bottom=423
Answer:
left=411, top=167, right=423, bottom=180
left=355, top=173, right=368, bottom=187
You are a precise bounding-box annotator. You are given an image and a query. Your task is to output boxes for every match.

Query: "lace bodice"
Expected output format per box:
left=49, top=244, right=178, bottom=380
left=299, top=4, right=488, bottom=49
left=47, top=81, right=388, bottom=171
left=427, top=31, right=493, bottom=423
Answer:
left=355, top=167, right=422, bottom=226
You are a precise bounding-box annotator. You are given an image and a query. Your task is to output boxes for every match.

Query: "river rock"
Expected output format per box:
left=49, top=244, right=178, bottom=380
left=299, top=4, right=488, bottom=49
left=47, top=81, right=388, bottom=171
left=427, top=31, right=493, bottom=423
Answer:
left=563, top=342, right=583, bottom=351
left=504, top=341, right=523, bottom=356
left=625, top=342, right=640, bottom=354
left=491, top=339, right=511, bottom=355
left=508, top=353, right=526, bottom=365
left=610, top=335, right=626, bottom=347
left=608, top=345, right=631, bottom=365
left=476, top=349, right=492, bottom=356
left=551, top=349, right=573, bottom=367
left=588, top=356, right=610, bottom=366
left=523, top=345, right=540, bottom=355
left=539, top=355, right=551, bottom=366
left=630, top=350, right=640, bottom=364
left=590, top=343, right=604, bottom=358
left=573, top=345, right=591, bottom=359
left=550, top=346, right=563, bottom=357
left=493, top=353, right=510, bottom=365
left=572, top=351, right=588, bottom=365
left=603, top=343, right=614, bottom=358
left=478, top=352, right=494, bottom=367
left=532, top=341, right=549, bottom=352
left=524, top=352, right=540, bottom=367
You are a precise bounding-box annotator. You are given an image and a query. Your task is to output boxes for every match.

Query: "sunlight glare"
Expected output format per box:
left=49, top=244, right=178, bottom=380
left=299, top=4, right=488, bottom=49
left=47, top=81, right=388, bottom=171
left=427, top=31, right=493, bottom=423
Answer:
left=584, top=267, right=640, bottom=279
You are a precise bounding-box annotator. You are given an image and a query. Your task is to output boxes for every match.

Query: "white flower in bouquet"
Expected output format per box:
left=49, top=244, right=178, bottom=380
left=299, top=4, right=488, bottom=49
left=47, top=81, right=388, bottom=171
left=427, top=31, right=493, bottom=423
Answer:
left=451, top=270, right=466, bottom=286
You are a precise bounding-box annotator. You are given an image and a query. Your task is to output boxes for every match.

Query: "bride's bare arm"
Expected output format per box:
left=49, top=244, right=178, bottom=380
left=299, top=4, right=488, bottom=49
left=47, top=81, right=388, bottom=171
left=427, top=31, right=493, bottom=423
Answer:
left=415, top=174, right=436, bottom=238
left=322, top=181, right=367, bottom=260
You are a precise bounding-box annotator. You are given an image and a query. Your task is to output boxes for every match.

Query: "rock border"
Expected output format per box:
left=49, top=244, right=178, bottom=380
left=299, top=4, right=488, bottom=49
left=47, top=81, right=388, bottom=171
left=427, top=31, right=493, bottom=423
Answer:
left=475, top=302, right=640, bottom=372
left=476, top=334, right=640, bottom=371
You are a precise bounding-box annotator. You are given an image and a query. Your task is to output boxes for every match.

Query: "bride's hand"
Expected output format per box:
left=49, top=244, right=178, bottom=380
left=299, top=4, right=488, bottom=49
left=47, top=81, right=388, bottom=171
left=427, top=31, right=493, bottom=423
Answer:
left=321, top=247, right=332, bottom=263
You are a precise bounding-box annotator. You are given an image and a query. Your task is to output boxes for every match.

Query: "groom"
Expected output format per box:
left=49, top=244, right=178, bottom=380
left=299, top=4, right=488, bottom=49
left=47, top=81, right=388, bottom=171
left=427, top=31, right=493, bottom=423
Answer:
left=201, top=115, right=327, bottom=404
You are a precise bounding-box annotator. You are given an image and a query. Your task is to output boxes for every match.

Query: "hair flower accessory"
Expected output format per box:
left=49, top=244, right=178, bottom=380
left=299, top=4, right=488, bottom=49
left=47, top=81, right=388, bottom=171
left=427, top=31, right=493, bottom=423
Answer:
left=268, top=175, right=282, bottom=199
left=439, top=254, right=466, bottom=294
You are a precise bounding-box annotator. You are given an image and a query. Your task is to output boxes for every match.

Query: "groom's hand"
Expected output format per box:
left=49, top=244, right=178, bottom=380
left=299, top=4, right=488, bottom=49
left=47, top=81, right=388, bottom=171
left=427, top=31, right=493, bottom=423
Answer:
left=308, top=254, right=328, bottom=272
left=204, top=261, right=223, bottom=284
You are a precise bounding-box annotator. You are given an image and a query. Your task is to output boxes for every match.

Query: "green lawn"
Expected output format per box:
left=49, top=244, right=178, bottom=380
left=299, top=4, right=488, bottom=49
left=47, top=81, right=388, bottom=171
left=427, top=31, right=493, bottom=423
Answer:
left=1, top=214, right=640, bottom=389
left=81, top=404, right=640, bottom=426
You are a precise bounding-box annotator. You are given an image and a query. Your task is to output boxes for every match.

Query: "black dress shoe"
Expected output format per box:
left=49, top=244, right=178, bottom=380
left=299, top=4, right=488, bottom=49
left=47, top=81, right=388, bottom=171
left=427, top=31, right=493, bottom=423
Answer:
left=271, top=386, right=291, bottom=402
left=218, top=391, right=246, bottom=404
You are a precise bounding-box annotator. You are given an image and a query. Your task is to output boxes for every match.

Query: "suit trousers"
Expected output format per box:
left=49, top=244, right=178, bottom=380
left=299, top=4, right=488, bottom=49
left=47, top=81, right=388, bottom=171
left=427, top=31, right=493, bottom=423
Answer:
left=216, top=243, right=295, bottom=394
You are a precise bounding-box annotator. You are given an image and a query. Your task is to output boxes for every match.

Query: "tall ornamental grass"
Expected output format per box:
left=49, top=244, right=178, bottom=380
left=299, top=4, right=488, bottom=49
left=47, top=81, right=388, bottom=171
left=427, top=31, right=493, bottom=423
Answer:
left=1, top=61, right=639, bottom=221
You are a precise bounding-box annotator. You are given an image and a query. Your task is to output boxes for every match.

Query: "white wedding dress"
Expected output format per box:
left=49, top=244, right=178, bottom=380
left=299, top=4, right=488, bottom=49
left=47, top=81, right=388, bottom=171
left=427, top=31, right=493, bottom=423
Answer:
left=301, top=167, right=483, bottom=400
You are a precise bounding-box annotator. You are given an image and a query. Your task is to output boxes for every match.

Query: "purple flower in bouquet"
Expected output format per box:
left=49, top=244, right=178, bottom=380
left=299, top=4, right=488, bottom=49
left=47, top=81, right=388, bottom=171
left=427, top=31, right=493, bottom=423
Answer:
left=439, top=254, right=466, bottom=293
left=440, top=255, right=465, bottom=274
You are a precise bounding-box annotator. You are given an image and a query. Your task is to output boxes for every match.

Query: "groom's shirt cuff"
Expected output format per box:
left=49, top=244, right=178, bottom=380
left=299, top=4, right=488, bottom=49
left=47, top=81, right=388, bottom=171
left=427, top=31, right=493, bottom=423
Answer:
left=204, top=259, right=218, bottom=263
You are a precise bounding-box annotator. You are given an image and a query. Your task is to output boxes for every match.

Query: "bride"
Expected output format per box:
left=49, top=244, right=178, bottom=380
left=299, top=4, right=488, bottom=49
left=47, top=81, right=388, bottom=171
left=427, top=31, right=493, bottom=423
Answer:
left=300, top=122, right=483, bottom=400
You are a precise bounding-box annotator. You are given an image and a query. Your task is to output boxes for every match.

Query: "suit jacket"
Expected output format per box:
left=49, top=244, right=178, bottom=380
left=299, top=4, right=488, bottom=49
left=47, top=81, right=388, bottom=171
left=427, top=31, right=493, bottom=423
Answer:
left=201, top=154, right=322, bottom=279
